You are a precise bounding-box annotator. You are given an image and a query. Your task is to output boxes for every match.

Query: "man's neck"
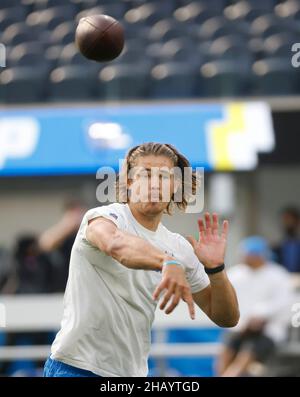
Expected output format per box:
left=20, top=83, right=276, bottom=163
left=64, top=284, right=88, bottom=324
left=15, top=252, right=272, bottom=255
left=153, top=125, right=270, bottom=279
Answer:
left=128, top=203, right=162, bottom=232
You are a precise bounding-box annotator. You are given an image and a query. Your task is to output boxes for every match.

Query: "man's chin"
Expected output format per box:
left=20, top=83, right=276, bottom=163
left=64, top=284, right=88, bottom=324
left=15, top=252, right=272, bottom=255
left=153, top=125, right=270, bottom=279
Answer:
left=143, top=201, right=166, bottom=212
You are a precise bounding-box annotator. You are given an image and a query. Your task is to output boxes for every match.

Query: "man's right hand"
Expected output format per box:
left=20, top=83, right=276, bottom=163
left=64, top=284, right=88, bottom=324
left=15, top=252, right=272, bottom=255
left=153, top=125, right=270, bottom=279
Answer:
left=152, top=261, right=195, bottom=320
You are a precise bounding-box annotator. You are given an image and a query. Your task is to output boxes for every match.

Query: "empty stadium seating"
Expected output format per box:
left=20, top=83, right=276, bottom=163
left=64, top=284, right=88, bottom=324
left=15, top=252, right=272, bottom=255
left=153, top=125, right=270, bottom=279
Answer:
left=0, top=0, right=299, bottom=102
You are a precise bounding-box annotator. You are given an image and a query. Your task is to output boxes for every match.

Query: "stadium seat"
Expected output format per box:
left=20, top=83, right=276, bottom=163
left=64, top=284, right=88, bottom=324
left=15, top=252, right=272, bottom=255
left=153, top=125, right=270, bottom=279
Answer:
left=137, top=0, right=175, bottom=15
left=161, top=38, right=195, bottom=60
left=48, top=65, right=97, bottom=101
left=0, top=8, right=27, bottom=31
left=8, top=43, right=49, bottom=69
left=26, top=6, right=76, bottom=31
left=49, top=22, right=76, bottom=46
left=224, top=0, right=277, bottom=22
left=149, top=62, right=197, bottom=98
left=56, top=43, right=91, bottom=67
left=122, top=23, right=151, bottom=41
left=178, top=0, right=227, bottom=13
left=173, top=2, right=218, bottom=24
left=0, top=66, right=47, bottom=103
left=195, top=39, right=215, bottom=60
left=251, top=14, right=298, bottom=38
left=275, top=0, right=300, bottom=19
left=252, top=57, right=298, bottom=95
left=148, top=19, right=188, bottom=42
left=98, top=63, right=151, bottom=99
left=145, top=42, right=164, bottom=59
left=196, top=59, right=251, bottom=97
left=124, top=3, right=169, bottom=26
left=122, top=38, right=147, bottom=53
left=44, top=45, right=64, bottom=68
left=262, top=32, right=298, bottom=58
left=2, top=23, right=36, bottom=46
left=247, top=37, right=265, bottom=60
left=208, top=35, right=253, bottom=64
left=146, top=39, right=199, bottom=66
left=115, top=43, right=146, bottom=65
left=195, top=16, right=250, bottom=40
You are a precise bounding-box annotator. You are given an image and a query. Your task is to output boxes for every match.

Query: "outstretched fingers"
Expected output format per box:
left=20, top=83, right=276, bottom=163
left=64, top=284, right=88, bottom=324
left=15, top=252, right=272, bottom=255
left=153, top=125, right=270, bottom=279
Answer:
left=159, top=281, right=176, bottom=310
left=165, top=285, right=182, bottom=315
left=212, top=212, right=219, bottom=236
left=221, top=219, right=229, bottom=240
left=204, top=212, right=212, bottom=237
left=183, top=289, right=195, bottom=320
left=152, top=279, right=167, bottom=301
left=153, top=280, right=195, bottom=320
left=197, top=218, right=206, bottom=241
left=199, top=212, right=228, bottom=240
left=198, top=212, right=218, bottom=240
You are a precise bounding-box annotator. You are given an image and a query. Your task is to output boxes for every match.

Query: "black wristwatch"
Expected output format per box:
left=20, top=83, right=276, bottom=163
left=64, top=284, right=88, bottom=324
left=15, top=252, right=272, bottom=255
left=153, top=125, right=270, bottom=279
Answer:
left=204, top=263, right=225, bottom=275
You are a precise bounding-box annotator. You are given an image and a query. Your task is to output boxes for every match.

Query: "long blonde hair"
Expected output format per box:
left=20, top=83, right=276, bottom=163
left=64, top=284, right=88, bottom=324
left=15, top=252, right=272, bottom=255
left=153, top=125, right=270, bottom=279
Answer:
left=115, top=142, right=197, bottom=215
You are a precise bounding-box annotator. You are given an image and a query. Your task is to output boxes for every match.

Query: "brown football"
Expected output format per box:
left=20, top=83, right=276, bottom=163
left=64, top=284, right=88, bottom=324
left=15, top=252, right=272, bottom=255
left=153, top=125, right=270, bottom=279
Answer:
left=75, top=14, right=124, bottom=62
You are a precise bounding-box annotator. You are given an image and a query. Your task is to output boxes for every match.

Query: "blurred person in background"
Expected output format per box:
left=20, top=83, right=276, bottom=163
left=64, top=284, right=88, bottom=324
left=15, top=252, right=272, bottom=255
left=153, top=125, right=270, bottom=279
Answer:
left=217, top=236, right=293, bottom=377
left=0, top=235, right=54, bottom=376
left=273, top=207, right=300, bottom=274
left=0, top=246, right=11, bottom=292
left=1, top=235, right=53, bottom=295
left=38, top=199, right=87, bottom=292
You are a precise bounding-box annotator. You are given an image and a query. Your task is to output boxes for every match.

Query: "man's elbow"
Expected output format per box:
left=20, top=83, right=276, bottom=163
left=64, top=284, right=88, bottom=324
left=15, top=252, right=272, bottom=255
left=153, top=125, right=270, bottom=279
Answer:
left=214, top=310, right=240, bottom=328
left=217, top=318, right=239, bottom=328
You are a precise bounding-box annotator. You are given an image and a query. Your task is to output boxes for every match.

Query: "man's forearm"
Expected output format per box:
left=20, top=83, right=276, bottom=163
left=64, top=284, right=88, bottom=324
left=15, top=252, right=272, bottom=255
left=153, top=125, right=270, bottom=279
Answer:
left=108, top=230, right=169, bottom=271
left=207, top=271, right=240, bottom=327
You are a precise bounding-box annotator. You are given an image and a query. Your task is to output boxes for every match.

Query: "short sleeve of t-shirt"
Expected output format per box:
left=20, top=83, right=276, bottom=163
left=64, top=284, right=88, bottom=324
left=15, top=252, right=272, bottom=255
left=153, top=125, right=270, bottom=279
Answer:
left=176, top=235, right=210, bottom=294
left=81, top=203, right=127, bottom=242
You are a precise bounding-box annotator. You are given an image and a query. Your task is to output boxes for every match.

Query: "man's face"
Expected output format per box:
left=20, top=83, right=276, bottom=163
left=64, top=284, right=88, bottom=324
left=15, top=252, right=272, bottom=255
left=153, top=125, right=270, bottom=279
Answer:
left=281, top=212, right=299, bottom=236
left=243, top=254, right=265, bottom=268
left=127, top=155, right=178, bottom=215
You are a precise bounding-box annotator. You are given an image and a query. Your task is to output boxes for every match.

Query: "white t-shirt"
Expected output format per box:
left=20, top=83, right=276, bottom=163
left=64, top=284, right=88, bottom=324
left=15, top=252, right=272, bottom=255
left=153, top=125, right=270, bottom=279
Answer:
left=50, top=202, right=210, bottom=377
left=227, top=262, right=294, bottom=342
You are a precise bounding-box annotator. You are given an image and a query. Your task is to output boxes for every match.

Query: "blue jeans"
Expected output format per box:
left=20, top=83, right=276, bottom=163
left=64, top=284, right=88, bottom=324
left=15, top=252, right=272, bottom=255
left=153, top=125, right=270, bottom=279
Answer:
left=43, top=357, right=101, bottom=377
